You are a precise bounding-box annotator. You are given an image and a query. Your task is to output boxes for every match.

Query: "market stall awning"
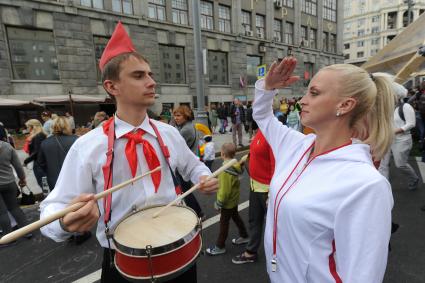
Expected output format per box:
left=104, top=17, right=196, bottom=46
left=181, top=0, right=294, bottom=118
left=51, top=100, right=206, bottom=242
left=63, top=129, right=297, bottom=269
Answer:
left=33, top=94, right=106, bottom=103
left=0, top=98, right=33, bottom=106
left=362, top=12, right=425, bottom=83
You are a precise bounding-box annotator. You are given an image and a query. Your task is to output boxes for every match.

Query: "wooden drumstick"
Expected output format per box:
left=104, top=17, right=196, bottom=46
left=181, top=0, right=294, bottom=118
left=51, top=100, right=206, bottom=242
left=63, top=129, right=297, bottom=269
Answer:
left=0, top=166, right=162, bottom=245
left=153, top=158, right=238, bottom=218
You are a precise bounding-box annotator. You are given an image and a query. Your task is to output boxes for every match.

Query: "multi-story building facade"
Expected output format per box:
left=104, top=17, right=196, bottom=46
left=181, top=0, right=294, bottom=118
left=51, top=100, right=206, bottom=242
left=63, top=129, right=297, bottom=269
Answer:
left=344, top=0, right=425, bottom=66
left=0, top=0, right=343, bottom=125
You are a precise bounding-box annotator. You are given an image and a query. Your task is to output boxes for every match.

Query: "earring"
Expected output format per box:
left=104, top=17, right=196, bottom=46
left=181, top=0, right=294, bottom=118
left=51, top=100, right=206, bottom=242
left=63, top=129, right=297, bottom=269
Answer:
left=336, top=111, right=341, bottom=117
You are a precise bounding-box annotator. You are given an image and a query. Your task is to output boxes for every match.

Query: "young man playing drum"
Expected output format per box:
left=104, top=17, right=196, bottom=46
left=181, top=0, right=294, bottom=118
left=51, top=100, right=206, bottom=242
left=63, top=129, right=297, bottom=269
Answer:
left=40, top=22, right=218, bottom=283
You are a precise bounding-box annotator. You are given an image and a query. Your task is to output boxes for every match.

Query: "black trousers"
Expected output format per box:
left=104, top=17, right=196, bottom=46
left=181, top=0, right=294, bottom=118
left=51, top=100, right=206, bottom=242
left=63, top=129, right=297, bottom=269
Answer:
left=101, top=249, right=197, bottom=283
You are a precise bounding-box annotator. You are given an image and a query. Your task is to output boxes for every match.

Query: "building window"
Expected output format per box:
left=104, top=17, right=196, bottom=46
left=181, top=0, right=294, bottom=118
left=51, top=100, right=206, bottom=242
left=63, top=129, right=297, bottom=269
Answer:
left=81, top=0, right=103, bottom=9
left=7, top=27, right=59, bottom=80
left=403, top=10, right=414, bottom=27
left=208, top=51, right=228, bottom=85
left=301, top=25, right=308, bottom=47
left=371, top=15, right=380, bottom=22
left=371, top=26, right=380, bottom=34
left=370, top=49, right=379, bottom=56
left=323, top=0, right=336, bottom=22
left=309, top=28, right=317, bottom=49
left=357, top=18, right=365, bottom=27
left=344, top=43, right=350, bottom=49
left=357, top=29, right=364, bottom=37
left=284, top=22, right=294, bottom=45
left=94, top=36, right=109, bottom=81
left=273, top=19, right=282, bottom=42
left=159, top=45, right=186, bottom=84
left=148, top=0, right=166, bottom=21
left=242, top=11, right=252, bottom=35
left=357, top=41, right=364, bottom=47
left=256, top=14, right=265, bottom=38
left=301, top=0, right=317, bottom=16
left=371, top=37, right=380, bottom=45
left=387, top=11, right=397, bottom=29
left=323, top=32, right=329, bottom=51
left=344, top=53, right=350, bottom=60
left=172, top=0, right=188, bottom=25
left=330, top=33, right=336, bottom=53
left=282, top=0, right=294, bottom=8
left=357, top=51, right=364, bottom=58
left=218, top=5, right=231, bottom=33
left=387, top=35, right=395, bottom=43
left=247, top=55, right=261, bottom=85
left=200, top=1, right=213, bottom=30
left=112, top=0, right=133, bottom=14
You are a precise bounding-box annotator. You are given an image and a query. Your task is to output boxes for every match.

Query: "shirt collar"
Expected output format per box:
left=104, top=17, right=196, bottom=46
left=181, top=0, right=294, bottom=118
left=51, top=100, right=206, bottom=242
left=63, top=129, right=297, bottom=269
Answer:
left=114, top=114, right=157, bottom=139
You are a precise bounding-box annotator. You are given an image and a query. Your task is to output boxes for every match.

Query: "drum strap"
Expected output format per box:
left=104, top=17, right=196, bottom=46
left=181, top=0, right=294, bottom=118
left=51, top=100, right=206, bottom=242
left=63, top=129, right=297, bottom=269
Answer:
left=102, top=117, right=182, bottom=224
left=149, top=120, right=182, bottom=196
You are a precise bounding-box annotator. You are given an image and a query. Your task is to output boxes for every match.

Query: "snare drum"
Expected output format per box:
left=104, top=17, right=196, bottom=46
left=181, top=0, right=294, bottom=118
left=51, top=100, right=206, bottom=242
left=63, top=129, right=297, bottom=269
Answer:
left=113, top=205, right=202, bottom=282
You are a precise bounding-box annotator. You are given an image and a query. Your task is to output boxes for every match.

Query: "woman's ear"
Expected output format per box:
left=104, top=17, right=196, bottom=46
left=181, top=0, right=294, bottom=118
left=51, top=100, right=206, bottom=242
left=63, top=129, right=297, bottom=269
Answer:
left=338, top=97, right=357, bottom=115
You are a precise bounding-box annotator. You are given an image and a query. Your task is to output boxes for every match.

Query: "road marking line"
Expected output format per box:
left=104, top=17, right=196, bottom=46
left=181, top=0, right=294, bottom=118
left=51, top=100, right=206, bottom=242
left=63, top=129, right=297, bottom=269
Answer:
left=72, top=200, right=250, bottom=283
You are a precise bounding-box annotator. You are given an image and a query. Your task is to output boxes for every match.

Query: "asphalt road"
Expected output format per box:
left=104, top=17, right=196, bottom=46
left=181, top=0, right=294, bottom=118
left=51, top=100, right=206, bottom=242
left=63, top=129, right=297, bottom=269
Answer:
left=1, top=153, right=425, bottom=283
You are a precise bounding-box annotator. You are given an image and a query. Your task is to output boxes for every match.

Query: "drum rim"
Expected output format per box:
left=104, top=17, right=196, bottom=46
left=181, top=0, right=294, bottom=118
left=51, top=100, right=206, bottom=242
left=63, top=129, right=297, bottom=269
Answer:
left=115, top=239, right=202, bottom=281
left=113, top=204, right=201, bottom=257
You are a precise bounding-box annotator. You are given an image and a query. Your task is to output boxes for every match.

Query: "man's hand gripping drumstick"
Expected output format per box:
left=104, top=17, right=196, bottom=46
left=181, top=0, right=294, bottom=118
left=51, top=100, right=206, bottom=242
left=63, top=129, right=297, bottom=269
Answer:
left=0, top=166, right=162, bottom=245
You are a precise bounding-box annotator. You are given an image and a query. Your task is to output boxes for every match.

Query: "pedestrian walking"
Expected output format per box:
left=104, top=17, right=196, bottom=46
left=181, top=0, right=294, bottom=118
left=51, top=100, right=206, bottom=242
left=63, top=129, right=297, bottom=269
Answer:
left=0, top=140, right=31, bottom=247
left=23, top=119, right=46, bottom=188
left=379, top=82, right=419, bottom=190
left=206, top=143, right=248, bottom=256
left=41, top=111, right=54, bottom=136
left=230, top=98, right=246, bottom=147
left=40, top=22, right=217, bottom=283
left=173, top=105, right=206, bottom=219
left=202, top=135, right=215, bottom=170
left=232, top=130, right=275, bottom=264
left=38, top=116, right=78, bottom=190
left=253, top=57, right=394, bottom=282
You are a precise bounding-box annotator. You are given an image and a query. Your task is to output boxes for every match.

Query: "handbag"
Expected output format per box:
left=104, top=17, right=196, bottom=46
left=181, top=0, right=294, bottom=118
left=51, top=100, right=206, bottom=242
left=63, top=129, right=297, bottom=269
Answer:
left=19, top=186, right=35, bottom=205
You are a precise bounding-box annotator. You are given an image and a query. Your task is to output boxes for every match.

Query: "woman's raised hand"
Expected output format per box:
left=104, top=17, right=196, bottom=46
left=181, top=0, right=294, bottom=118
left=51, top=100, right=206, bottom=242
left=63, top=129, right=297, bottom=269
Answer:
left=264, top=57, right=300, bottom=90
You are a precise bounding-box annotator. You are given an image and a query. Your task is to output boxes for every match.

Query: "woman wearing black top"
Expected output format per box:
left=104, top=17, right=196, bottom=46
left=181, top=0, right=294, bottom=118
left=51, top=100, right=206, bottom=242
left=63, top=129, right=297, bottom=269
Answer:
left=23, top=119, right=46, bottom=188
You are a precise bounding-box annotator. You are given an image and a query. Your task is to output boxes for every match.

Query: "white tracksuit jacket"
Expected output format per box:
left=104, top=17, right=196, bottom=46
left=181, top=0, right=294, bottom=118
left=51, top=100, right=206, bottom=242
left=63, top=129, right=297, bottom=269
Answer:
left=253, top=79, right=393, bottom=283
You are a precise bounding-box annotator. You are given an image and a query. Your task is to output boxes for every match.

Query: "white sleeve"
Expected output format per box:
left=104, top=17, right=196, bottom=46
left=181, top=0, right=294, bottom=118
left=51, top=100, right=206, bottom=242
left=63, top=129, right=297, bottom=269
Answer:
left=171, top=128, right=211, bottom=183
left=401, top=103, right=416, bottom=132
left=334, top=178, right=393, bottom=283
left=252, top=79, right=305, bottom=157
left=39, top=143, right=95, bottom=242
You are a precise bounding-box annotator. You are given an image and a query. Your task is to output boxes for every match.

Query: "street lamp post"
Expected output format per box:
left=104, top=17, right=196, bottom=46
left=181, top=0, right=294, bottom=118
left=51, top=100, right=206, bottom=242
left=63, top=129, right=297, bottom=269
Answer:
left=192, top=0, right=209, bottom=127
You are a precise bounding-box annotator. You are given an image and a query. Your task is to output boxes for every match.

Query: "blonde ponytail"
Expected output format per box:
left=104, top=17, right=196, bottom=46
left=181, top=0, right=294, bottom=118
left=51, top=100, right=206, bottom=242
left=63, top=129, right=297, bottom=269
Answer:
left=362, top=73, right=395, bottom=160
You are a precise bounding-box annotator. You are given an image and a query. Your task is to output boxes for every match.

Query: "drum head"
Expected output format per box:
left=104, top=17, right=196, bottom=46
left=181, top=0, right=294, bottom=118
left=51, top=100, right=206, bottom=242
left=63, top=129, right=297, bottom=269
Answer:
left=114, top=205, right=198, bottom=250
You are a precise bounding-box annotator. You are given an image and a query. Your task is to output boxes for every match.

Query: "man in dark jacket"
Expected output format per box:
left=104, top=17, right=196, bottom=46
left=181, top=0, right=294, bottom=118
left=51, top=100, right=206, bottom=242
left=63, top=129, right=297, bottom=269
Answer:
left=217, top=103, right=227, bottom=133
left=230, top=98, right=245, bottom=146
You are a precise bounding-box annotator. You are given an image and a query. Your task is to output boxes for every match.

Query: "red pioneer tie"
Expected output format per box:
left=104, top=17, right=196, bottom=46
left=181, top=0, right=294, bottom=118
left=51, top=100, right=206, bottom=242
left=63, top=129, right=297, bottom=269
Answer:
left=123, top=129, right=161, bottom=192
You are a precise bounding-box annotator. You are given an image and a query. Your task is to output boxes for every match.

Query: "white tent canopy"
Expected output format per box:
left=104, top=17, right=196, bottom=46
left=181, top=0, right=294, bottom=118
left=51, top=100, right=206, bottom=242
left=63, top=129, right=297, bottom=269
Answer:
left=33, top=94, right=106, bottom=103
left=0, top=98, right=32, bottom=106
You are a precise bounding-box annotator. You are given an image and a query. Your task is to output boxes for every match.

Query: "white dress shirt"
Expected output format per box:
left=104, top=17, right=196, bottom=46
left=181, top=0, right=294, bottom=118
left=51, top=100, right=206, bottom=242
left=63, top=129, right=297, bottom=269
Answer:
left=253, top=79, right=393, bottom=283
left=40, top=116, right=211, bottom=248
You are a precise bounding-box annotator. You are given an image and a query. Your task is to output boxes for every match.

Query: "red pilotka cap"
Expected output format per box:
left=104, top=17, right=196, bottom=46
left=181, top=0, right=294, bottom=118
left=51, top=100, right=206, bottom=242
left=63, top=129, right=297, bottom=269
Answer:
left=99, top=21, right=136, bottom=71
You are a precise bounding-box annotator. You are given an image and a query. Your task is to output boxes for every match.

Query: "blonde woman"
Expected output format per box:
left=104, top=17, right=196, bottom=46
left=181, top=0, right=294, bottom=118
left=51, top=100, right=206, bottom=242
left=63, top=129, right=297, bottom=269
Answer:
left=253, top=57, right=394, bottom=283
left=37, top=116, right=78, bottom=190
left=23, top=119, right=47, bottom=187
